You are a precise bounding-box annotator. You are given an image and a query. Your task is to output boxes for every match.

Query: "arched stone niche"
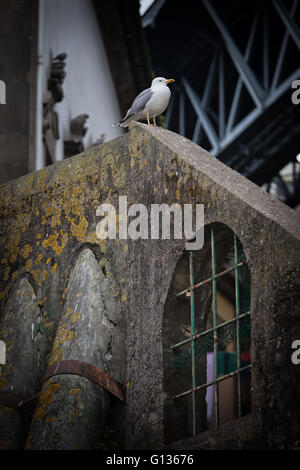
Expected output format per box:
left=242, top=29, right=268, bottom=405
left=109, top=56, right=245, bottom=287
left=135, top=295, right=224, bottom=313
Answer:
left=163, top=222, right=251, bottom=444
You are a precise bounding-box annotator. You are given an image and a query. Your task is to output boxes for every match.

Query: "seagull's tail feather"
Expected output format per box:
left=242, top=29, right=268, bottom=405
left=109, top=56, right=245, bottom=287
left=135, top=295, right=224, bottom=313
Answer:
left=113, top=114, right=135, bottom=128
left=113, top=116, right=129, bottom=128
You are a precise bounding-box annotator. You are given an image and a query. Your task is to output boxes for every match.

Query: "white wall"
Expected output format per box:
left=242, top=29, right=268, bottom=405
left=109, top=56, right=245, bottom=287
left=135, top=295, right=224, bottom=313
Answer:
left=40, top=0, right=122, bottom=163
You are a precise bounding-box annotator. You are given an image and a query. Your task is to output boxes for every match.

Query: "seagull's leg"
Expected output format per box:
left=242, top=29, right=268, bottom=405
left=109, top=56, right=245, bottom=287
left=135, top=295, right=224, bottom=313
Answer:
left=153, top=116, right=157, bottom=127
left=147, top=113, right=150, bottom=125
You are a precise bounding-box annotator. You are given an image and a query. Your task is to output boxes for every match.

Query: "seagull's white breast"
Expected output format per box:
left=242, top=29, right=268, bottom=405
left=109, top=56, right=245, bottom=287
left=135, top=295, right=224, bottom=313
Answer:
left=144, top=85, right=171, bottom=117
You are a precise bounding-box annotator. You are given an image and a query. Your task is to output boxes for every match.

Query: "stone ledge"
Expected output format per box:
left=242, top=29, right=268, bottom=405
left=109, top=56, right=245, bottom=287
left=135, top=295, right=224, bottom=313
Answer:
left=165, top=414, right=258, bottom=450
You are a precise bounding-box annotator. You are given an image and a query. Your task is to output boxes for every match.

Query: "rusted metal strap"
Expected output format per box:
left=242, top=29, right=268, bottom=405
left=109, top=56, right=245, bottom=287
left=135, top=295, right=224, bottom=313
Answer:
left=43, top=359, right=124, bottom=402
left=0, top=391, right=39, bottom=409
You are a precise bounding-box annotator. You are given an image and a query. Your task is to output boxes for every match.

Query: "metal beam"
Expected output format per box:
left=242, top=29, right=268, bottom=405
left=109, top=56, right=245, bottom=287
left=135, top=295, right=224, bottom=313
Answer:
left=179, top=91, right=185, bottom=135
left=192, top=120, right=202, bottom=143
left=263, top=6, right=269, bottom=90
left=167, top=1, right=300, bottom=166
left=272, top=0, right=300, bottom=50
left=266, top=67, right=300, bottom=107
left=165, top=90, right=175, bottom=129
left=218, top=51, right=225, bottom=139
left=271, top=0, right=298, bottom=91
left=141, top=0, right=167, bottom=28
left=226, top=13, right=258, bottom=134
left=217, top=66, right=300, bottom=156
left=182, top=76, right=219, bottom=151
left=274, top=174, right=291, bottom=199
left=192, top=53, right=217, bottom=143
left=203, top=0, right=265, bottom=108
left=293, top=162, right=300, bottom=193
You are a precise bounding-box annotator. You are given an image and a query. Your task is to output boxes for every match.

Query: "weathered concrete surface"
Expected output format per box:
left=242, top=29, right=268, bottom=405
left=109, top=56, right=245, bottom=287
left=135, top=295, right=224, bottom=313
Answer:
left=26, top=375, right=110, bottom=450
left=0, top=277, right=47, bottom=449
left=166, top=414, right=257, bottom=450
left=124, top=124, right=300, bottom=449
left=25, top=248, right=125, bottom=449
left=0, top=133, right=130, bottom=449
left=0, top=122, right=299, bottom=449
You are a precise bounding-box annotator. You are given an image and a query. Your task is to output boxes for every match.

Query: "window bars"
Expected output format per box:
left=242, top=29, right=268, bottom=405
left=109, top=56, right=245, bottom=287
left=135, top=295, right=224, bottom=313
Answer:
left=171, top=228, right=251, bottom=436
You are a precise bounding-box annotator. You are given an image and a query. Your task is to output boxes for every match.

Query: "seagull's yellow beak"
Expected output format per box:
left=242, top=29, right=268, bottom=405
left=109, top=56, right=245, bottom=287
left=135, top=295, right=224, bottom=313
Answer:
left=165, top=78, right=175, bottom=84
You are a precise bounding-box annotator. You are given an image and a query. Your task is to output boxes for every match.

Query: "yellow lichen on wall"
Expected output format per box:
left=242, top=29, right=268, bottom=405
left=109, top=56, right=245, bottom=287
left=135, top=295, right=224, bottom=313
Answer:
left=41, top=382, right=60, bottom=404
left=69, top=216, right=88, bottom=242
left=55, top=324, right=74, bottom=345
left=32, top=381, right=60, bottom=422
left=69, top=312, right=81, bottom=323
left=35, top=254, right=43, bottom=265
left=0, top=135, right=130, bottom=341
left=19, top=244, right=33, bottom=259
left=42, top=231, right=68, bottom=256
left=3, top=266, right=11, bottom=281
left=49, top=348, right=64, bottom=365
left=50, top=206, right=62, bottom=228
left=48, top=317, right=75, bottom=366
left=25, top=259, right=33, bottom=271
left=50, top=263, right=58, bottom=275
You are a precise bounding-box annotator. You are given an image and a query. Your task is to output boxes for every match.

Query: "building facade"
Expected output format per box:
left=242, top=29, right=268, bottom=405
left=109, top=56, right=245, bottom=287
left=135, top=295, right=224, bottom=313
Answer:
left=0, top=123, right=299, bottom=449
left=0, top=0, right=151, bottom=184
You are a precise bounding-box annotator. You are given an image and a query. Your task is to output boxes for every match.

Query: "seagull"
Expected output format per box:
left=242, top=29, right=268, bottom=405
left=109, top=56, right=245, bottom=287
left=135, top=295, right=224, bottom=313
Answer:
left=113, top=77, right=175, bottom=128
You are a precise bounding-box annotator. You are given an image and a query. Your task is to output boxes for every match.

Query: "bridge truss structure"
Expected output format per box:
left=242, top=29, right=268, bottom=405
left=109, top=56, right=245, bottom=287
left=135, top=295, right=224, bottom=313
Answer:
left=143, top=0, right=300, bottom=208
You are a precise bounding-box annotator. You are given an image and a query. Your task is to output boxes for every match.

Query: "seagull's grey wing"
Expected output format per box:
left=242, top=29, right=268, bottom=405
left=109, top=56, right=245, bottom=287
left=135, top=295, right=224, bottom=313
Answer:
left=126, top=88, right=153, bottom=116
left=113, top=87, right=153, bottom=126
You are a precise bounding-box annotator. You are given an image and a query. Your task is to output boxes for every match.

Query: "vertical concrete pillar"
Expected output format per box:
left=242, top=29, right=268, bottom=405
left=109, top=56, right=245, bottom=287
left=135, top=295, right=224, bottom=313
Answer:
left=0, top=278, right=45, bottom=449
left=26, top=249, right=122, bottom=450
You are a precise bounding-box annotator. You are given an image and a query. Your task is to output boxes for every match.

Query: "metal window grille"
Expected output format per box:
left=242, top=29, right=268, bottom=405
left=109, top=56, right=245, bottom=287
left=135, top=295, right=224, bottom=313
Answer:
left=171, top=228, right=251, bottom=436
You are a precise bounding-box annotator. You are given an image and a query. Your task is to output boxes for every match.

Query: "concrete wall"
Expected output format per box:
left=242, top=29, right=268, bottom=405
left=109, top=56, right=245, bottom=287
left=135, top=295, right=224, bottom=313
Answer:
left=0, top=0, right=36, bottom=184
left=0, top=123, right=299, bottom=449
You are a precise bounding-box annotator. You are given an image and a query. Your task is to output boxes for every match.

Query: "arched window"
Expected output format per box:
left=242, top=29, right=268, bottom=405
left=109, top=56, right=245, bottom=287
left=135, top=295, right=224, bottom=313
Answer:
left=163, top=223, right=251, bottom=443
